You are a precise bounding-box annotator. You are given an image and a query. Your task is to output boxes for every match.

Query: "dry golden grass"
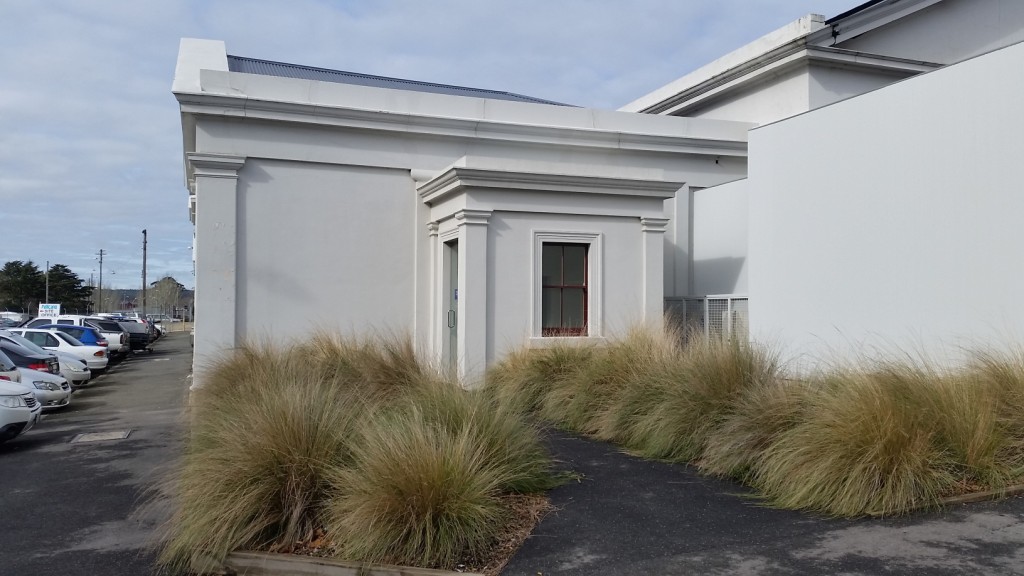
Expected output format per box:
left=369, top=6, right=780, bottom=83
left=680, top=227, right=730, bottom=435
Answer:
left=487, top=327, right=1024, bottom=517
left=160, top=334, right=556, bottom=572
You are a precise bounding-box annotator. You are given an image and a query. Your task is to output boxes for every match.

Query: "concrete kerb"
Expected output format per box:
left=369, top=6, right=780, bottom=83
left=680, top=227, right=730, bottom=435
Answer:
left=223, top=552, right=484, bottom=576
left=865, top=483, right=1024, bottom=517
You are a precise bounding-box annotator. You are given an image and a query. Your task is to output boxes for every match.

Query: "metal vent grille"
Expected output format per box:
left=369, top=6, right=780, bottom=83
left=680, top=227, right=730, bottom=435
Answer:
left=665, top=296, right=749, bottom=341
left=23, top=394, right=37, bottom=408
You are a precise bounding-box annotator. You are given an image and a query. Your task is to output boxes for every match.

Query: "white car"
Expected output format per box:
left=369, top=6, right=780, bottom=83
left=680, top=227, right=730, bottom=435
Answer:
left=0, top=356, right=40, bottom=443
left=0, top=331, right=91, bottom=387
left=9, top=328, right=108, bottom=371
left=23, top=315, right=128, bottom=358
left=17, top=368, right=71, bottom=411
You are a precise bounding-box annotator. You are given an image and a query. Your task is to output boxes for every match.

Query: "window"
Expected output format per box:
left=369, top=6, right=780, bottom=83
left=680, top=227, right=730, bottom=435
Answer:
left=541, top=243, right=588, bottom=336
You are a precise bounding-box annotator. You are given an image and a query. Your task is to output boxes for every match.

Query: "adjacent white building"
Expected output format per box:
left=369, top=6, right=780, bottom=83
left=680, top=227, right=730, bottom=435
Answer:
left=174, top=0, right=1024, bottom=383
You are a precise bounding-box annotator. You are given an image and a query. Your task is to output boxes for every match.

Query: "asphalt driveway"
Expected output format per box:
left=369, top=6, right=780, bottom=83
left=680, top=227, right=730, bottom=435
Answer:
left=504, top=432, right=1024, bottom=576
left=0, top=332, right=191, bottom=576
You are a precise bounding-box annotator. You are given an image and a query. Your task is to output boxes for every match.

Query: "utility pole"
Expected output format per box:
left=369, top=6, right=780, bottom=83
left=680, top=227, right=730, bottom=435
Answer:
left=142, top=230, right=148, bottom=317
left=45, top=260, right=49, bottom=302
left=97, top=249, right=106, bottom=313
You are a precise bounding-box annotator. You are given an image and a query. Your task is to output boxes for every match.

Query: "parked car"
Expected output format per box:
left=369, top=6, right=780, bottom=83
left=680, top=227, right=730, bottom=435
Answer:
left=0, top=340, right=60, bottom=376
left=0, top=379, right=40, bottom=443
left=0, top=348, right=18, bottom=383
left=84, top=317, right=131, bottom=358
left=9, top=328, right=108, bottom=371
left=16, top=368, right=71, bottom=411
left=25, top=315, right=128, bottom=358
left=0, top=331, right=91, bottom=387
left=118, top=321, right=152, bottom=352
left=29, top=324, right=108, bottom=350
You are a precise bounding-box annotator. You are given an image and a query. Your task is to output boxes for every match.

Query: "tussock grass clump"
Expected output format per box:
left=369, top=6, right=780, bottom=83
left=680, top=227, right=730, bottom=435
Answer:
left=486, top=326, right=1024, bottom=517
left=752, top=366, right=956, bottom=516
left=161, top=334, right=554, bottom=572
left=699, top=378, right=813, bottom=481
left=625, top=337, right=779, bottom=462
left=326, top=408, right=510, bottom=567
left=162, top=344, right=365, bottom=571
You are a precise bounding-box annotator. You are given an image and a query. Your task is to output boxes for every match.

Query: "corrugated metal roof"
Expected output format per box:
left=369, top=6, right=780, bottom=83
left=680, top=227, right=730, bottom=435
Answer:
left=226, top=55, right=573, bottom=106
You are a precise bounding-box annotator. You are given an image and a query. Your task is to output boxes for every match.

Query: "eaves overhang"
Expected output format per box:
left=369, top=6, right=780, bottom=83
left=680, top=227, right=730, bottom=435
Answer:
left=417, top=166, right=685, bottom=207
left=634, top=43, right=940, bottom=117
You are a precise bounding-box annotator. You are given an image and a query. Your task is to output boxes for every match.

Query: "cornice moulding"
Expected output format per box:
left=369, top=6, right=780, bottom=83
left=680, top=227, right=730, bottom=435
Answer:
left=646, top=44, right=939, bottom=117
left=176, top=92, right=749, bottom=158
left=187, top=152, right=247, bottom=178
left=417, top=167, right=685, bottom=206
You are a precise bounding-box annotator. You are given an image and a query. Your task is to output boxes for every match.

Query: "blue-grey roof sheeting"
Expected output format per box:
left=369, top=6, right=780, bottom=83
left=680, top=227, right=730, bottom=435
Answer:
left=226, top=55, right=573, bottom=106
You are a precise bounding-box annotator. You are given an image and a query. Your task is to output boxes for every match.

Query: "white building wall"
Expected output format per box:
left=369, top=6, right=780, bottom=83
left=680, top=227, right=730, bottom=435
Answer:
left=680, top=65, right=811, bottom=125
left=235, top=159, right=416, bottom=340
left=748, top=40, right=1024, bottom=364
left=807, top=64, right=914, bottom=109
left=487, top=212, right=646, bottom=361
left=692, top=179, right=748, bottom=296
left=837, top=0, right=1024, bottom=65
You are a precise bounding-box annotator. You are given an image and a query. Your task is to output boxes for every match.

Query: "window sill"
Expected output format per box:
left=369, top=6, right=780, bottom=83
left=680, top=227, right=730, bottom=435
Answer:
left=529, top=336, right=607, bottom=348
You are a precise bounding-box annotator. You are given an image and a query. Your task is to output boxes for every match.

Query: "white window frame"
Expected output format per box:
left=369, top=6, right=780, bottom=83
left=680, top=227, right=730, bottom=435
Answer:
left=531, top=230, right=603, bottom=342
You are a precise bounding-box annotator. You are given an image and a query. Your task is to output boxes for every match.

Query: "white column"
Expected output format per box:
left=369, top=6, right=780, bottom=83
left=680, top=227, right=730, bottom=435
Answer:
left=187, top=152, right=246, bottom=388
left=641, top=217, right=669, bottom=329
left=455, top=209, right=491, bottom=385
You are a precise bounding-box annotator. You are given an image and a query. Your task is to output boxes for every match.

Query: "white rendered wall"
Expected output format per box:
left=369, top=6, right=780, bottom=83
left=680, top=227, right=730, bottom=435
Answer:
left=678, top=65, right=810, bottom=125
left=235, top=159, right=416, bottom=340
left=807, top=64, right=914, bottom=109
left=837, top=0, right=1024, bottom=65
left=487, top=212, right=647, bottom=365
left=691, top=180, right=748, bottom=296
left=748, top=40, right=1024, bottom=364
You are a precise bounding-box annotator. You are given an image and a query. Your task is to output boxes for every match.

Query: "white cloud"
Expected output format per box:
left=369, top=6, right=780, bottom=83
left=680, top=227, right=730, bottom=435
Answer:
left=0, top=0, right=853, bottom=293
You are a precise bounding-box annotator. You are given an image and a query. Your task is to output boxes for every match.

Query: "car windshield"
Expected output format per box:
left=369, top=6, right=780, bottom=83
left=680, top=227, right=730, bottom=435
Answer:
left=51, top=331, right=85, bottom=346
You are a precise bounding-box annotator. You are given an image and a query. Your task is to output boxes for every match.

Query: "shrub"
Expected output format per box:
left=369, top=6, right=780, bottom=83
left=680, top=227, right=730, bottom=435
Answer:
left=625, top=336, right=779, bottom=462
left=325, top=407, right=513, bottom=567
left=161, top=344, right=366, bottom=572
left=752, top=366, right=957, bottom=516
left=161, top=334, right=555, bottom=572
left=699, top=377, right=813, bottom=481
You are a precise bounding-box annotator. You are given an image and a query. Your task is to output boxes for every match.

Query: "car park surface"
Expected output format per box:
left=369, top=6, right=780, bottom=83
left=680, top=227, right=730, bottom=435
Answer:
left=0, top=331, right=188, bottom=575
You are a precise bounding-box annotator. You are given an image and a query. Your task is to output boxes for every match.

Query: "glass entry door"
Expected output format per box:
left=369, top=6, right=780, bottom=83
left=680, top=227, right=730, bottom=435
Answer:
left=444, top=240, right=459, bottom=374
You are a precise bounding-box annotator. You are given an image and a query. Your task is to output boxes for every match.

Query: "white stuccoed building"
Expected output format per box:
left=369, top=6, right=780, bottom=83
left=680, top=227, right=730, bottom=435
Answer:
left=175, top=0, right=1024, bottom=384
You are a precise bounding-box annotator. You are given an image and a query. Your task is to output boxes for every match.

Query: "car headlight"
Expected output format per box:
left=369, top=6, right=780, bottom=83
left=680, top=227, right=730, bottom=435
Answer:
left=0, top=395, right=26, bottom=408
left=32, top=381, right=60, bottom=391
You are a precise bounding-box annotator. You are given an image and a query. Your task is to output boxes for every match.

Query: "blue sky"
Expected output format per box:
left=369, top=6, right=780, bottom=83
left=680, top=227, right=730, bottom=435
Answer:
left=0, top=0, right=854, bottom=289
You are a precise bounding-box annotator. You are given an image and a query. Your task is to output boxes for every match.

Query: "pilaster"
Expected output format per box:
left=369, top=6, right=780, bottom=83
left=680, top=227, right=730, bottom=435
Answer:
left=187, top=152, right=246, bottom=388
left=454, top=209, right=491, bottom=384
left=641, top=217, right=669, bottom=328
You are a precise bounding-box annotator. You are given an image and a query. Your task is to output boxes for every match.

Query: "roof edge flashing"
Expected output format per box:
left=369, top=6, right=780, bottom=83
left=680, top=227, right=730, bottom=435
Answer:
left=619, top=13, right=827, bottom=113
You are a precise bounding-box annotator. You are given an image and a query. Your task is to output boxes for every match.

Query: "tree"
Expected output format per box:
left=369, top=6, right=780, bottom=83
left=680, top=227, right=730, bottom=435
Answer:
left=46, top=264, right=93, bottom=313
left=149, top=276, right=184, bottom=316
left=0, top=261, right=45, bottom=312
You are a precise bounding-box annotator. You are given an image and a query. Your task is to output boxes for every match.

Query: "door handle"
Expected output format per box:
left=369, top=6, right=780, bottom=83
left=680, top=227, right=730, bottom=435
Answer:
left=447, top=309, right=456, bottom=328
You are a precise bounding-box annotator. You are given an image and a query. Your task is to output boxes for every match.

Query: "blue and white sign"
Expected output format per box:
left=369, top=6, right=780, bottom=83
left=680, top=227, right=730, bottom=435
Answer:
left=38, top=303, right=60, bottom=319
